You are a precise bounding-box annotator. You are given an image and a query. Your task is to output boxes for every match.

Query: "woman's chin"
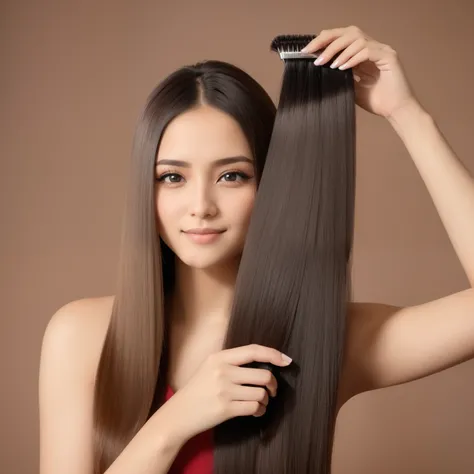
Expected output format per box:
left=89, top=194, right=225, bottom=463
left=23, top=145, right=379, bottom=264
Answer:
left=175, top=248, right=241, bottom=270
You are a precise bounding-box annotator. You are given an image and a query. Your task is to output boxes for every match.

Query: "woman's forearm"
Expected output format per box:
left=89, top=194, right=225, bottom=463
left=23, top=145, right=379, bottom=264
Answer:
left=388, top=100, right=474, bottom=288
left=104, top=398, right=189, bottom=474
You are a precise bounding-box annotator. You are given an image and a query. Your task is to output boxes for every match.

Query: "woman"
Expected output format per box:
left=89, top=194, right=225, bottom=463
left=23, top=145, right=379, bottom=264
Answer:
left=39, top=26, right=474, bottom=473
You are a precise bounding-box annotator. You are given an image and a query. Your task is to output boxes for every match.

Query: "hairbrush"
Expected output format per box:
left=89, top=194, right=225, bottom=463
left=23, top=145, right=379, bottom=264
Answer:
left=270, top=34, right=322, bottom=60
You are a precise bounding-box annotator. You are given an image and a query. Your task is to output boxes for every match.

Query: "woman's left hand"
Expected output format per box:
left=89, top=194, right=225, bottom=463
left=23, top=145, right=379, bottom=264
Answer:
left=301, top=26, right=419, bottom=119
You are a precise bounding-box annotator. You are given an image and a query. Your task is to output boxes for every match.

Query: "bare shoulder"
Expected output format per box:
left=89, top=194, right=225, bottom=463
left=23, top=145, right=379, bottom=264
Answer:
left=42, top=295, right=114, bottom=376
left=39, top=295, right=115, bottom=474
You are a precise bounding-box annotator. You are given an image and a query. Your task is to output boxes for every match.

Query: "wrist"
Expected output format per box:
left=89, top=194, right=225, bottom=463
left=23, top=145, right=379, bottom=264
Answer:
left=151, top=397, right=191, bottom=454
left=387, top=99, right=432, bottom=136
left=387, top=98, right=429, bottom=126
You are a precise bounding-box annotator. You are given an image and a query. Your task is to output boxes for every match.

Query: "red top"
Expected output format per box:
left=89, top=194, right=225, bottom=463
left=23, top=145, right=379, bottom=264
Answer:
left=165, top=385, right=214, bottom=474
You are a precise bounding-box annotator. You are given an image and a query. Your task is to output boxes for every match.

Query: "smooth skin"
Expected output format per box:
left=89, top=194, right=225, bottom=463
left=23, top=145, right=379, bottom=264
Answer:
left=39, top=25, right=474, bottom=474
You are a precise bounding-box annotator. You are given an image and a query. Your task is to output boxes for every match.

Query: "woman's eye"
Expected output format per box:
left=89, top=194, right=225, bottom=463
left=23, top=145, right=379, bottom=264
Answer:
left=219, top=171, right=250, bottom=182
left=157, top=173, right=182, bottom=183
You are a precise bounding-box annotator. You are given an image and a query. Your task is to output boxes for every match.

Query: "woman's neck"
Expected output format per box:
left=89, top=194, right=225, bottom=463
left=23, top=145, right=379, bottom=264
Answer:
left=169, top=256, right=241, bottom=326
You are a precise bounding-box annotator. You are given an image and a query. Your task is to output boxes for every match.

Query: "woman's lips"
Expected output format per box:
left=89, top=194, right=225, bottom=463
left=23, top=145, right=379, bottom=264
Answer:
left=183, top=230, right=225, bottom=244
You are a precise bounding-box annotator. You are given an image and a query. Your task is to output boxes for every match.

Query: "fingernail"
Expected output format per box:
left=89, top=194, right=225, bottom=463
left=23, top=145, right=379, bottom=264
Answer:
left=314, top=56, right=324, bottom=65
left=339, top=62, right=349, bottom=70
left=330, top=60, right=339, bottom=69
left=281, top=353, right=292, bottom=365
left=300, top=47, right=309, bottom=53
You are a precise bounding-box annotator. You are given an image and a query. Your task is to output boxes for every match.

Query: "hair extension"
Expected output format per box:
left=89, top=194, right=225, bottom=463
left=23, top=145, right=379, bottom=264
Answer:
left=212, top=37, right=356, bottom=473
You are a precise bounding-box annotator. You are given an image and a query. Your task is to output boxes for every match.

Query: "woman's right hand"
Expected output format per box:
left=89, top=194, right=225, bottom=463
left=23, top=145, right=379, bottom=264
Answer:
left=164, top=344, right=293, bottom=441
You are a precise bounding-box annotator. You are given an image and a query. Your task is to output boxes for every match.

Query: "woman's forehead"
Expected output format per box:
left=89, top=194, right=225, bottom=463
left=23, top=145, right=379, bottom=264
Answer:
left=157, top=107, right=252, bottom=164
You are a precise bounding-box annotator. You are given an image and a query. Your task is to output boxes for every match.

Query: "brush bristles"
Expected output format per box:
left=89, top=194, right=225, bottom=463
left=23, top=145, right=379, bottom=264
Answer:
left=270, top=34, right=317, bottom=54
left=270, top=34, right=321, bottom=60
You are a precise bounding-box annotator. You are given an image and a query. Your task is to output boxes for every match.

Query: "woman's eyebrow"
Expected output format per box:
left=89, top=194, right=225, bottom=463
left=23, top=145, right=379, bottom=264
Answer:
left=155, top=156, right=253, bottom=168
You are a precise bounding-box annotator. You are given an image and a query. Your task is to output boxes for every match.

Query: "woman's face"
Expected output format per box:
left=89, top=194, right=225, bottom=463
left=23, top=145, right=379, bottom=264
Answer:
left=155, top=104, right=257, bottom=269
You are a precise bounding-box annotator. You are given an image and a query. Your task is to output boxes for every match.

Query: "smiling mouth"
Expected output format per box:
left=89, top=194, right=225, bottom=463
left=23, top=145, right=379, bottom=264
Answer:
left=183, top=230, right=226, bottom=235
left=182, top=230, right=226, bottom=244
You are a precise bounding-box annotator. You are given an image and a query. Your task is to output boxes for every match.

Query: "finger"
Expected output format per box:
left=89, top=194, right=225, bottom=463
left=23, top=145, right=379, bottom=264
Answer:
left=229, top=400, right=266, bottom=418
left=230, top=385, right=270, bottom=407
left=340, top=42, right=390, bottom=70
left=228, top=366, right=278, bottom=397
left=328, top=37, right=367, bottom=69
left=252, top=402, right=267, bottom=417
left=221, top=344, right=292, bottom=367
left=314, top=33, right=360, bottom=66
left=300, top=28, right=346, bottom=53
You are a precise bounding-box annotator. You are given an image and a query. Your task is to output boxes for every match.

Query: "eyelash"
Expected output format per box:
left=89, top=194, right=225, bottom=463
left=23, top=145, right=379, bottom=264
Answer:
left=156, top=169, right=252, bottom=185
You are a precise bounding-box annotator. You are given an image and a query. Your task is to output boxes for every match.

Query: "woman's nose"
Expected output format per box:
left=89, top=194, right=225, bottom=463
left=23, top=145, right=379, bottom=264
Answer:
left=189, top=184, right=218, bottom=217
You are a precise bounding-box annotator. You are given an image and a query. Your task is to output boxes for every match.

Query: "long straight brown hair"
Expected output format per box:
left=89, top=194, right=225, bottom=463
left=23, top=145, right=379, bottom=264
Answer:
left=213, top=36, right=355, bottom=473
left=93, top=36, right=355, bottom=473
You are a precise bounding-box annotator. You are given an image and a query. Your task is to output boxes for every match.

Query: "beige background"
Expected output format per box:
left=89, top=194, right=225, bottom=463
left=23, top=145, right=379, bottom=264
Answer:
left=2, top=0, right=474, bottom=472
